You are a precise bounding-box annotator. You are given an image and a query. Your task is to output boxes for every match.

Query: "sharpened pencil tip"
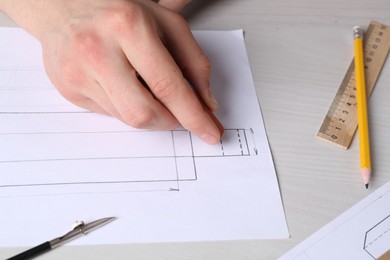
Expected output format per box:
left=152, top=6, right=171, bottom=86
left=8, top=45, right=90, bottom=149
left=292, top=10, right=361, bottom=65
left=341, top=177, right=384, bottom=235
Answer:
left=365, top=183, right=369, bottom=189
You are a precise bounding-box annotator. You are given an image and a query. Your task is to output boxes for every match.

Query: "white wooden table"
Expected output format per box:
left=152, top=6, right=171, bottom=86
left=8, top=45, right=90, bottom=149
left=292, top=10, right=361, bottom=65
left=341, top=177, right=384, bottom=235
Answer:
left=1, top=0, right=390, bottom=259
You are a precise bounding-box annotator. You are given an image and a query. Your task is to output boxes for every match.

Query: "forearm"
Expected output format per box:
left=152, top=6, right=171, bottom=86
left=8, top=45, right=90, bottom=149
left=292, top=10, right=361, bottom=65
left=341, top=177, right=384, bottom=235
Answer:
left=0, top=0, right=191, bottom=39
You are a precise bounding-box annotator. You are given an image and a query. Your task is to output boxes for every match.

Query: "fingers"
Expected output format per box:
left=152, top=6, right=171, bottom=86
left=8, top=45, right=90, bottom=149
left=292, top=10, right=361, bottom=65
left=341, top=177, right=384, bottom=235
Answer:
left=70, top=97, right=110, bottom=116
left=94, top=51, right=180, bottom=130
left=39, top=1, right=222, bottom=144
left=54, top=85, right=111, bottom=116
left=157, top=0, right=192, bottom=12
left=157, top=11, right=218, bottom=112
left=118, top=18, right=221, bottom=144
left=53, top=58, right=179, bottom=130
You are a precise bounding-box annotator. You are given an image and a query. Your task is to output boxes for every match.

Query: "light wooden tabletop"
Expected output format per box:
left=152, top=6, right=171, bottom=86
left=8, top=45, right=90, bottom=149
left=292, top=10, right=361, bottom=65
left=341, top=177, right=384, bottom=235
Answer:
left=1, top=0, right=390, bottom=259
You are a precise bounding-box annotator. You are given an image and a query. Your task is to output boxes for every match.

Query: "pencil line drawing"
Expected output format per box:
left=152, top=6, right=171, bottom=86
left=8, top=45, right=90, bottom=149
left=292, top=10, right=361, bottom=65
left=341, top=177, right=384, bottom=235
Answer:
left=363, top=214, right=390, bottom=259
left=0, top=126, right=257, bottom=195
left=1, top=68, right=259, bottom=195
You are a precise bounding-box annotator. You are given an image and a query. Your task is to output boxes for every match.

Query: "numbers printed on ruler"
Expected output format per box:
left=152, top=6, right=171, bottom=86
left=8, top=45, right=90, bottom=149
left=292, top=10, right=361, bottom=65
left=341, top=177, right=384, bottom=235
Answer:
left=317, top=21, right=390, bottom=149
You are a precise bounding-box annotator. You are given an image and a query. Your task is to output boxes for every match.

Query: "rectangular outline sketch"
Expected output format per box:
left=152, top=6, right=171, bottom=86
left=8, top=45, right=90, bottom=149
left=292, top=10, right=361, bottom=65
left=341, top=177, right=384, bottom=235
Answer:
left=0, top=127, right=257, bottom=195
left=0, top=129, right=256, bottom=190
left=0, top=68, right=258, bottom=196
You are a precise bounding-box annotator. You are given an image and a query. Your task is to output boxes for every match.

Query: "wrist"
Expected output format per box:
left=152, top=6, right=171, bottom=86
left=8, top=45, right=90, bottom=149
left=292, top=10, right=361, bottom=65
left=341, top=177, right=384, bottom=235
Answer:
left=0, top=0, right=62, bottom=40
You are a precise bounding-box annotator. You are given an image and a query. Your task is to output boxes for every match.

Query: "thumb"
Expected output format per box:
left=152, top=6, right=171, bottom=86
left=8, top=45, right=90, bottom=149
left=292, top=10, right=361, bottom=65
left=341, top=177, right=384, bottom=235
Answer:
left=157, top=0, right=192, bottom=12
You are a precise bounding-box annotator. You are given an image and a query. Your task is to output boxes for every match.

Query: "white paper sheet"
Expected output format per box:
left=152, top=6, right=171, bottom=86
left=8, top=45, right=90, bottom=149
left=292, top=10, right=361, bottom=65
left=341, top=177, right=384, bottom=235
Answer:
left=0, top=28, right=289, bottom=246
left=280, top=181, right=390, bottom=260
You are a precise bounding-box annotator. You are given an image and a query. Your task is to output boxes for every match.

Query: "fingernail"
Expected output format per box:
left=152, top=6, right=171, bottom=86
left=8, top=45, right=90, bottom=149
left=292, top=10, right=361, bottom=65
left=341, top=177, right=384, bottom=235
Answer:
left=200, top=133, right=219, bottom=144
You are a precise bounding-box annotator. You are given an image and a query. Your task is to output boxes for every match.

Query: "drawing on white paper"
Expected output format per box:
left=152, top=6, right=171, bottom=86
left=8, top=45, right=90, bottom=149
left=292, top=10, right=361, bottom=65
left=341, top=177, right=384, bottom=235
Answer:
left=0, top=127, right=258, bottom=194
left=0, top=28, right=289, bottom=246
left=364, top=214, right=390, bottom=259
left=280, top=181, right=390, bottom=260
left=0, top=67, right=258, bottom=195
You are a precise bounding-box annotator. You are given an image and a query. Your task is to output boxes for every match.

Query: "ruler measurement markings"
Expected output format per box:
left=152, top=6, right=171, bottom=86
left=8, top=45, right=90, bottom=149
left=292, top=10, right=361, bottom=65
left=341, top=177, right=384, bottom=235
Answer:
left=317, top=21, right=390, bottom=149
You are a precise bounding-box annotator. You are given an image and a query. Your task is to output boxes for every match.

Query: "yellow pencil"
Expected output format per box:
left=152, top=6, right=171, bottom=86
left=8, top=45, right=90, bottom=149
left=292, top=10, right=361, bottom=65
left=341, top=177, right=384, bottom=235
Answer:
left=353, top=26, right=371, bottom=189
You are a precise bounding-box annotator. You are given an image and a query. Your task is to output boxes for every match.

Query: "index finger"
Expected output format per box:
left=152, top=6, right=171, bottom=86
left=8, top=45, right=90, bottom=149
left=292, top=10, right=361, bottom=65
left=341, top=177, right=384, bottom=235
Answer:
left=119, top=17, right=222, bottom=144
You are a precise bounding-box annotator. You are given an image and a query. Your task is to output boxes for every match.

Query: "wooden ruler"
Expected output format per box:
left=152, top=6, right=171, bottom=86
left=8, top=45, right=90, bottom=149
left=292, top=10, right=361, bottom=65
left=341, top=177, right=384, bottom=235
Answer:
left=317, top=21, right=390, bottom=149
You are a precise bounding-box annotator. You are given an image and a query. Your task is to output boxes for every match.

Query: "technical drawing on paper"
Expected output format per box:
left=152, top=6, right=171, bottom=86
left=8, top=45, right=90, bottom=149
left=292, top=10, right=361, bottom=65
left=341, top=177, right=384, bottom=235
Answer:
left=280, top=180, right=390, bottom=260
left=0, top=127, right=258, bottom=195
left=0, top=29, right=291, bottom=245
left=364, top=214, right=390, bottom=259
left=0, top=68, right=258, bottom=195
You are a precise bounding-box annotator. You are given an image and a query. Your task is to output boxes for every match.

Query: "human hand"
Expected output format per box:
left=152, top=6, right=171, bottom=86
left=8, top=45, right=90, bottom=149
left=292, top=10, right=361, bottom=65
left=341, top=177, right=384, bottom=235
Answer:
left=157, top=0, right=192, bottom=12
left=0, top=0, right=222, bottom=144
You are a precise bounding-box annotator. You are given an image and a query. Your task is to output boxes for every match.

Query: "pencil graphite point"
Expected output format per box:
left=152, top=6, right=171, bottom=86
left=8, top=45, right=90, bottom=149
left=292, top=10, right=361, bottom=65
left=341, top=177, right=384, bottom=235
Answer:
left=362, top=168, right=371, bottom=189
